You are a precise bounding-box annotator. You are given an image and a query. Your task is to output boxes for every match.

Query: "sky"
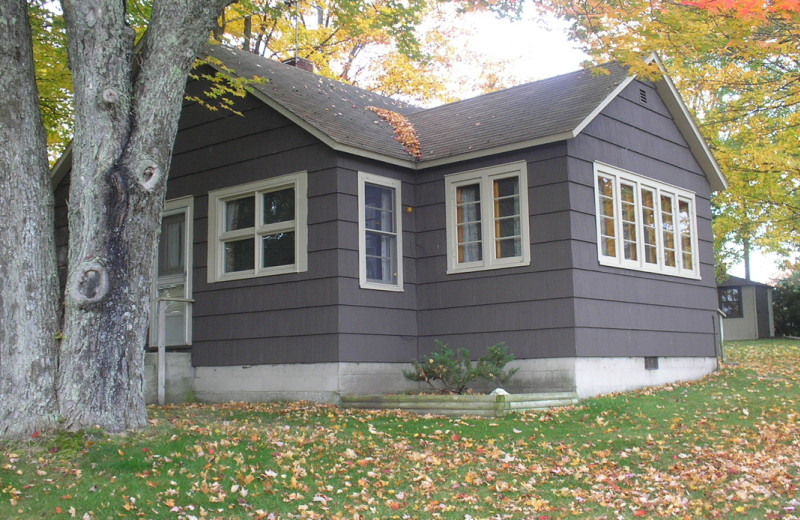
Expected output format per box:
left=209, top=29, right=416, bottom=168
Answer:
left=459, top=9, right=784, bottom=284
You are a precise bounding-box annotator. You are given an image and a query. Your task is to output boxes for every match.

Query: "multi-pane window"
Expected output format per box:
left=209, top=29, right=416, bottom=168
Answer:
left=207, top=172, right=308, bottom=282
left=594, top=163, right=699, bottom=278
left=358, top=172, right=402, bottom=290
left=718, top=286, right=743, bottom=318
left=445, top=162, right=530, bottom=273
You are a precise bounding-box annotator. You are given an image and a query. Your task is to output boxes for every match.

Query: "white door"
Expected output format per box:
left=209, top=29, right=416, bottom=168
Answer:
left=151, top=197, right=193, bottom=346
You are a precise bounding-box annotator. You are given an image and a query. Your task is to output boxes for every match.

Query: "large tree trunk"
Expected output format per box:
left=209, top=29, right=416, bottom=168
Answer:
left=57, top=0, right=231, bottom=432
left=0, top=0, right=61, bottom=438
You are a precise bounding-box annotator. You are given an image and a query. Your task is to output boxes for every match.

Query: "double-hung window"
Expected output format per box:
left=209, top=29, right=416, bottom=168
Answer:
left=594, top=162, right=699, bottom=278
left=445, top=161, right=530, bottom=273
left=358, top=172, right=403, bottom=291
left=207, top=171, right=308, bottom=282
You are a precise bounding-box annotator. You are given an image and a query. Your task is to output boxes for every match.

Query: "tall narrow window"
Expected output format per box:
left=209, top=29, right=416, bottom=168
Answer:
left=678, top=198, right=695, bottom=271
left=445, top=162, right=530, bottom=273
left=358, top=172, right=402, bottom=291
left=493, top=177, right=522, bottom=259
left=456, top=184, right=482, bottom=263
left=208, top=171, right=308, bottom=283
left=597, top=175, right=617, bottom=257
left=594, top=163, right=699, bottom=279
left=661, top=194, right=677, bottom=268
left=620, top=182, right=638, bottom=262
left=641, top=188, right=658, bottom=265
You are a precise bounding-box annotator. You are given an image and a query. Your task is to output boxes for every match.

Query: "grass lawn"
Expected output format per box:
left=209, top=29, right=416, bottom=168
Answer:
left=1, top=340, right=799, bottom=519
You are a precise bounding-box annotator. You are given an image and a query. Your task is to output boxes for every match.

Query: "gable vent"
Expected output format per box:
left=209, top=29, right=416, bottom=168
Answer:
left=639, top=88, right=648, bottom=104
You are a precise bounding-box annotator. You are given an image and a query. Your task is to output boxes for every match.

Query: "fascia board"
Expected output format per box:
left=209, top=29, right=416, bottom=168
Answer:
left=572, top=75, right=638, bottom=137
left=653, top=73, right=728, bottom=192
left=50, top=142, right=73, bottom=190
left=414, top=131, right=576, bottom=170
left=646, top=53, right=728, bottom=192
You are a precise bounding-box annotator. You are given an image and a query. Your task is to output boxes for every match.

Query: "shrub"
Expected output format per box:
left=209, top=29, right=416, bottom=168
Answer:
left=403, top=341, right=519, bottom=394
left=774, top=269, right=800, bottom=337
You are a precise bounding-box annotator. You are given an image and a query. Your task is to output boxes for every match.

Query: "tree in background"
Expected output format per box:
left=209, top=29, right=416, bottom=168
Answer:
left=773, top=265, right=800, bottom=337
left=539, top=0, right=800, bottom=277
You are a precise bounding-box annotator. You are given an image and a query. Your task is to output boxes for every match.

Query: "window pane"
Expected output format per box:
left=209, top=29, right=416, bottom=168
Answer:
left=225, top=196, right=255, bottom=231
left=493, top=177, right=521, bottom=259
left=365, top=232, right=396, bottom=283
left=494, top=177, right=519, bottom=198
left=456, top=184, right=482, bottom=263
left=679, top=200, right=694, bottom=270
left=364, top=184, right=394, bottom=232
left=496, top=237, right=521, bottom=259
left=641, top=188, right=657, bottom=265
left=661, top=194, right=676, bottom=267
left=262, top=231, right=295, bottom=268
left=620, top=183, right=637, bottom=261
left=719, top=287, right=743, bottom=318
left=263, top=188, right=295, bottom=225
left=224, top=238, right=254, bottom=272
left=458, top=242, right=482, bottom=263
left=158, top=213, right=184, bottom=276
left=597, top=175, right=616, bottom=258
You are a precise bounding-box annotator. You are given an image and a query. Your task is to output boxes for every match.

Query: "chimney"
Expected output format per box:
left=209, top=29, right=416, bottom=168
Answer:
left=282, top=57, right=314, bottom=73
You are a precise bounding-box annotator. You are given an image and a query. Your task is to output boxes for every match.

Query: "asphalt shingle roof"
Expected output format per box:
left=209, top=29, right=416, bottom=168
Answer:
left=203, top=45, right=630, bottom=164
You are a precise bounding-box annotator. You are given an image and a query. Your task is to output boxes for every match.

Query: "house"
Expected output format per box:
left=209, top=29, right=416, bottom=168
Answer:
left=718, top=276, right=775, bottom=340
left=52, top=45, right=728, bottom=403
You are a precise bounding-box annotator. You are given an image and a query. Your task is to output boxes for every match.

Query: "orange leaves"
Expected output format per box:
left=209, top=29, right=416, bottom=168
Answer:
left=4, top=344, right=800, bottom=518
left=366, top=106, right=422, bottom=160
left=684, top=0, right=800, bottom=19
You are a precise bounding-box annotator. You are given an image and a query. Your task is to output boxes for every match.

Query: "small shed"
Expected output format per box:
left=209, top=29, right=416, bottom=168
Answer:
left=718, top=275, right=775, bottom=340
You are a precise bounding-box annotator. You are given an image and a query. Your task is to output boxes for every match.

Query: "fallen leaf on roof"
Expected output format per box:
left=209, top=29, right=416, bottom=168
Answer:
left=366, top=106, right=421, bottom=160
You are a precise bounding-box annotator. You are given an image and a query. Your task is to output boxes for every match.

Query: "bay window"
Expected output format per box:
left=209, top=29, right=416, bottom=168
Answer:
left=594, top=163, right=699, bottom=278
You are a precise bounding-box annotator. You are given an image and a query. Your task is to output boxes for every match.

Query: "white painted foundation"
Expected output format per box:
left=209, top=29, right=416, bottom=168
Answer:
left=573, top=356, right=718, bottom=398
left=144, top=355, right=717, bottom=404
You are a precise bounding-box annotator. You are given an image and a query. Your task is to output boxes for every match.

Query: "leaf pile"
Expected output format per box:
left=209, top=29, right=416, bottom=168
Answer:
left=1, top=339, right=798, bottom=519
left=366, top=106, right=422, bottom=160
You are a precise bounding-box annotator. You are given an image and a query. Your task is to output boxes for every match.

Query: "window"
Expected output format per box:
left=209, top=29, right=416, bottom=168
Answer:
left=718, top=287, right=743, bottom=318
left=151, top=196, right=193, bottom=346
left=207, top=172, right=308, bottom=282
left=594, top=162, right=699, bottom=278
left=358, top=172, right=403, bottom=291
left=445, top=161, right=530, bottom=273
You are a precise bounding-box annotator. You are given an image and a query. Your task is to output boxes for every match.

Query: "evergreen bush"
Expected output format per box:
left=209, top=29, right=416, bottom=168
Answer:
left=403, top=341, right=519, bottom=394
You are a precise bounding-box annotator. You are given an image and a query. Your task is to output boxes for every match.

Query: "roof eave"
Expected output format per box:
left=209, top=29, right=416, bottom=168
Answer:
left=414, top=131, right=576, bottom=170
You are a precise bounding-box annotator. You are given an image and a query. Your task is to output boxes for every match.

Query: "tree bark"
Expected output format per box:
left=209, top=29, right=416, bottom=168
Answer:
left=0, top=0, right=60, bottom=438
left=57, top=0, right=231, bottom=432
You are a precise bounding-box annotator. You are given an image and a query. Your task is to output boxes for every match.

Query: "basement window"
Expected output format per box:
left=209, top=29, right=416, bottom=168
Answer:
left=644, top=357, right=659, bottom=370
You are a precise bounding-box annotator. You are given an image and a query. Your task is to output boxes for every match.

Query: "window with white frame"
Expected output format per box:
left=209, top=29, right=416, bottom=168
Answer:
left=445, top=161, right=530, bottom=273
left=207, top=172, right=308, bottom=282
left=594, top=162, right=699, bottom=278
left=358, top=172, right=403, bottom=290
